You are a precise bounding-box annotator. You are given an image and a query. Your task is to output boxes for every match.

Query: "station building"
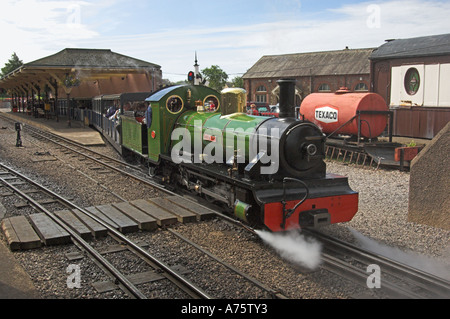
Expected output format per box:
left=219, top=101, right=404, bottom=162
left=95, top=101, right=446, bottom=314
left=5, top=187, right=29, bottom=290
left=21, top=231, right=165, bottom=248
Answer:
left=370, top=33, right=450, bottom=139
left=0, top=48, right=161, bottom=115
left=242, top=48, right=374, bottom=107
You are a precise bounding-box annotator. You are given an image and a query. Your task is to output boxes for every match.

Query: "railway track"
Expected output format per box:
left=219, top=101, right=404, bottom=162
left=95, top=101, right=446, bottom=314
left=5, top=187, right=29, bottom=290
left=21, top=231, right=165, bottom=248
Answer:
left=0, top=162, right=288, bottom=299
left=0, top=119, right=288, bottom=299
left=1, top=115, right=447, bottom=299
left=306, top=229, right=450, bottom=299
left=0, top=162, right=211, bottom=298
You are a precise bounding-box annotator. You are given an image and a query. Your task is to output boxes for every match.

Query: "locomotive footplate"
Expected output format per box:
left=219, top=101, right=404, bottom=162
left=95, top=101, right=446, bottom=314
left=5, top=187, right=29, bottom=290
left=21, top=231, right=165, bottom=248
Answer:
left=253, top=175, right=358, bottom=231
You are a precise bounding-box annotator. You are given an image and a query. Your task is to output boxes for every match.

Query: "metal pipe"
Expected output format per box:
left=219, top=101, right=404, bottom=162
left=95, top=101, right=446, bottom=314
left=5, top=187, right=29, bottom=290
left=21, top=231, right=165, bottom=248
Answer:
left=277, top=79, right=296, bottom=118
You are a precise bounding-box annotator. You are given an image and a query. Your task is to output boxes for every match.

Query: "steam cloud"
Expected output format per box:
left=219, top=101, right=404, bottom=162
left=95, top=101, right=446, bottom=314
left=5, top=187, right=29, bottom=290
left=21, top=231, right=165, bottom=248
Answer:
left=256, top=230, right=322, bottom=270
left=349, top=227, right=450, bottom=280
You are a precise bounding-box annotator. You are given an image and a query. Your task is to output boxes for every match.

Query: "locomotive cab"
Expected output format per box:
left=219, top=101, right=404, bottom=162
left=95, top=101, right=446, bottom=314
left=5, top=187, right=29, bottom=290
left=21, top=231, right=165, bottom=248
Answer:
left=145, top=85, right=222, bottom=164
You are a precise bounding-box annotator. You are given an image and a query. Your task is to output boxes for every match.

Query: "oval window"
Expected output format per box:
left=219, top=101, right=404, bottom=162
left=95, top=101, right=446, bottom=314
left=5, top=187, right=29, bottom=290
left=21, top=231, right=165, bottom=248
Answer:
left=166, top=95, right=184, bottom=114
left=203, top=95, right=220, bottom=112
left=404, top=68, right=420, bottom=95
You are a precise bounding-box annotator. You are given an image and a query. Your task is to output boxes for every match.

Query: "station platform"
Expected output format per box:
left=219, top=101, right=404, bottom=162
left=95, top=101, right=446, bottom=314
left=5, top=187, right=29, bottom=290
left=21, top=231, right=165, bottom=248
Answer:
left=0, top=109, right=104, bottom=146
left=0, top=239, right=41, bottom=298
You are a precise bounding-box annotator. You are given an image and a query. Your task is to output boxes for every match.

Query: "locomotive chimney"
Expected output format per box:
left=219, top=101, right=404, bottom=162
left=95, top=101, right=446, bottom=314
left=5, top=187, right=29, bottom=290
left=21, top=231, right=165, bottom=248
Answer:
left=277, top=79, right=296, bottom=118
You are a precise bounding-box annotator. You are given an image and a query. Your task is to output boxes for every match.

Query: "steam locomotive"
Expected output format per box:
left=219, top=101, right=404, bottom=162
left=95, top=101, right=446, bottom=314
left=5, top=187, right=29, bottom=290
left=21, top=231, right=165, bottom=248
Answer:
left=111, top=79, right=359, bottom=231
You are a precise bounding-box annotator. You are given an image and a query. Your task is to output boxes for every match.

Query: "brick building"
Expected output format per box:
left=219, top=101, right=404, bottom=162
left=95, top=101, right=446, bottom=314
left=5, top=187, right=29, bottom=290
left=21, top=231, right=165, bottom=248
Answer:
left=242, top=48, right=374, bottom=107
left=370, top=33, right=450, bottom=139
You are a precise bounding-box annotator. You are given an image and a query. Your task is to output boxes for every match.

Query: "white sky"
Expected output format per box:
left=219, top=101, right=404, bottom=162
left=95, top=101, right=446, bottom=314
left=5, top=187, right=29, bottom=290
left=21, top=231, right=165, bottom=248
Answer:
left=1, top=0, right=450, bottom=82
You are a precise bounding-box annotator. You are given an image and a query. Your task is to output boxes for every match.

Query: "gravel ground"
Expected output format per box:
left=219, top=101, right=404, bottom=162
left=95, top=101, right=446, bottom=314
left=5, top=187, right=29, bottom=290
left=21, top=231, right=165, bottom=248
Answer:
left=0, top=116, right=449, bottom=299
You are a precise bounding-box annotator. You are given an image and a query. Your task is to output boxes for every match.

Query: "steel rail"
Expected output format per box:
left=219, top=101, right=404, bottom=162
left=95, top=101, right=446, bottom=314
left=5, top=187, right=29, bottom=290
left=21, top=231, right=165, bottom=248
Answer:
left=0, top=162, right=211, bottom=299
left=2, top=117, right=287, bottom=297
left=306, top=229, right=450, bottom=298
left=168, top=228, right=288, bottom=299
left=0, top=163, right=146, bottom=299
left=26, top=126, right=142, bottom=170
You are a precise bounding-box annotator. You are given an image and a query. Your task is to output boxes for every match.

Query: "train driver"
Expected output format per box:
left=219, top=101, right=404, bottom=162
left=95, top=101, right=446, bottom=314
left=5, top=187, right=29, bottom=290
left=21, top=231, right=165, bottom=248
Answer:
left=248, top=104, right=258, bottom=116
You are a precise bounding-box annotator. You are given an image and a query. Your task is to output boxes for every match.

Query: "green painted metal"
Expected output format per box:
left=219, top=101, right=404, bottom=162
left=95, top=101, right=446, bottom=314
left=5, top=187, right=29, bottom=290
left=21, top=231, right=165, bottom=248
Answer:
left=123, top=84, right=268, bottom=164
left=146, top=85, right=222, bottom=163
left=122, top=115, right=146, bottom=154
left=173, top=110, right=268, bottom=162
left=147, top=103, right=161, bottom=162
left=234, top=200, right=250, bottom=222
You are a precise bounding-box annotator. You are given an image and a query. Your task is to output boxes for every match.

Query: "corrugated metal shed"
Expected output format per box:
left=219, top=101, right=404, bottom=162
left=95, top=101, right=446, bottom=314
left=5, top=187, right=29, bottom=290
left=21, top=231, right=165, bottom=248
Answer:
left=370, top=33, right=450, bottom=60
left=243, top=48, right=374, bottom=79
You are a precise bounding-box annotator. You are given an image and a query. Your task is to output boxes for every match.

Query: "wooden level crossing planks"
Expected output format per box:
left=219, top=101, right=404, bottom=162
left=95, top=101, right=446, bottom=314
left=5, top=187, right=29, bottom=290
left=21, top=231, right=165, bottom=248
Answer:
left=85, top=206, right=120, bottom=230
left=28, top=213, right=71, bottom=246
left=54, top=210, right=93, bottom=240
left=150, top=197, right=197, bottom=223
left=130, top=199, right=178, bottom=227
left=0, top=196, right=219, bottom=250
left=112, top=202, right=157, bottom=231
left=70, top=209, right=108, bottom=238
left=165, top=196, right=216, bottom=221
left=1, top=216, right=41, bottom=251
left=95, top=204, right=139, bottom=234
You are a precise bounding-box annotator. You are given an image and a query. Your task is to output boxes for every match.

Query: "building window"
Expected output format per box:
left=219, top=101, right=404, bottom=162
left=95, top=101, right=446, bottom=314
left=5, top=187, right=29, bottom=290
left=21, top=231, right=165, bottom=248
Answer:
left=256, top=94, right=267, bottom=103
left=318, top=83, right=331, bottom=92
left=404, top=67, right=420, bottom=95
left=355, top=83, right=368, bottom=91
left=256, top=85, right=267, bottom=92
left=166, top=95, right=184, bottom=114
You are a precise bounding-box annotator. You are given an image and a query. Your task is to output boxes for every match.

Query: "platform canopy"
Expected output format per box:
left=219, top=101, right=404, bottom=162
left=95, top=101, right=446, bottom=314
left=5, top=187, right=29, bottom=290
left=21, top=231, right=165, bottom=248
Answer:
left=0, top=48, right=161, bottom=97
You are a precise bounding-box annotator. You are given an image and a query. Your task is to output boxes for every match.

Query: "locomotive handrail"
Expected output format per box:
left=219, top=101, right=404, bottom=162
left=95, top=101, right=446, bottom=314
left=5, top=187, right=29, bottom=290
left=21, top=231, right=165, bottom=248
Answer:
left=280, top=177, right=309, bottom=229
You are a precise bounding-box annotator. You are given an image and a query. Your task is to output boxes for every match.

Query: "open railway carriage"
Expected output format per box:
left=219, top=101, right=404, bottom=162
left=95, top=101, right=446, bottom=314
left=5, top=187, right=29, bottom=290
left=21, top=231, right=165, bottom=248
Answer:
left=120, top=81, right=358, bottom=232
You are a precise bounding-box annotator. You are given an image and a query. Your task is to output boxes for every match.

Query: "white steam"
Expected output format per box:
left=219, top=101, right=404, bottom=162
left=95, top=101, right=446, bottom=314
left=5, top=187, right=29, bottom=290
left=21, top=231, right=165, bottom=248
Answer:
left=349, top=227, right=450, bottom=280
left=255, top=230, right=322, bottom=270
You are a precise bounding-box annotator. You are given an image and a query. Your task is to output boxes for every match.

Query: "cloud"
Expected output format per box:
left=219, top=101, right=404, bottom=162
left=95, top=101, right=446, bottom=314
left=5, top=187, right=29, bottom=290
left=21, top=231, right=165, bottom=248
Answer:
left=1, top=0, right=98, bottom=63
left=88, top=0, right=450, bottom=82
left=2, top=0, right=449, bottom=82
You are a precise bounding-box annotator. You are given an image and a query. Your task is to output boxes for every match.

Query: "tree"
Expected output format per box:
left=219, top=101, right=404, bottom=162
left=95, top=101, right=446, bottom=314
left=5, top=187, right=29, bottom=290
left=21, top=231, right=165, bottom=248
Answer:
left=231, top=76, right=244, bottom=88
left=1, top=52, right=23, bottom=77
left=201, top=65, right=228, bottom=91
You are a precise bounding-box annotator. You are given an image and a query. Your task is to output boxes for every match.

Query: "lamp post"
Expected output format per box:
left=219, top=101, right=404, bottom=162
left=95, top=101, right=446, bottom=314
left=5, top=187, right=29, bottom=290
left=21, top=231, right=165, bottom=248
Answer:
left=62, top=73, right=80, bottom=127
left=15, top=122, right=23, bottom=147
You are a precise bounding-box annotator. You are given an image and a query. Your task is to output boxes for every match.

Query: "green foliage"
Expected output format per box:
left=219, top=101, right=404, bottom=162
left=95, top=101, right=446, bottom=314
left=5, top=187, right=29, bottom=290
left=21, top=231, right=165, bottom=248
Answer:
left=231, top=76, right=244, bottom=88
left=1, top=52, right=23, bottom=77
left=62, top=74, right=81, bottom=88
left=201, top=65, right=228, bottom=91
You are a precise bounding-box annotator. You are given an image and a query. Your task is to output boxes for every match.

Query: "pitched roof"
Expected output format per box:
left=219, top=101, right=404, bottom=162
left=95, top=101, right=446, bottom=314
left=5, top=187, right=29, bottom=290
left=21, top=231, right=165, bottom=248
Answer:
left=24, top=48, right=160, bottom=69
left=370, top=33, right=450, bottom=60
left=243, top=48, right=374, bottom=79
left=0, top=48, right=161, bottom=90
